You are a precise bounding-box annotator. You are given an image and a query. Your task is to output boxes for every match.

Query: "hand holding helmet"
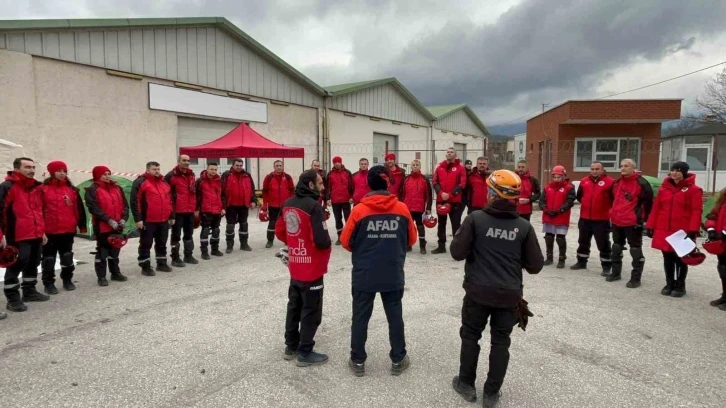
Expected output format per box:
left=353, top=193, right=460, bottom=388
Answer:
left=423, top=214, right=438, bottom=228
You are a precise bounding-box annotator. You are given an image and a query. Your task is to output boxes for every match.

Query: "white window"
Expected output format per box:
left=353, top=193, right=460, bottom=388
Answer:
left=574, top=138, right=641, bottom=171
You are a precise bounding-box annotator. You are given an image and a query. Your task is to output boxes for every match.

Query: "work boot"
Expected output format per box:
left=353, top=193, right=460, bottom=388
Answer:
left=63, top=279, right=76, bottom=291
left=661, top=284, right=674, bottom=296
left=349, top=359, right=366, bottom=377
left=710, top=294, right=726, bottom=307
left=482, top=391, right=502, bottom=408
left=110, top=273, right=128, bottom=282
left=601, top=264, right=611, bottom=277
left=141, top=262, right=155, bottom=276
left=156, top=262, right=172, bottom=273
left=420, top=246, right=427, bottom=255
left=265, top=241, right=274, bottom=249
left=211, top=249, right=224, bottom=257
left=44, top=283, right=59, bottom=295
left=407, top=246, right=412, bottom=252
left=201, top=252, right=211, bottom=260
left=452, top=376, right=477, bottom=403
left=98, top=278, right=109, bottom=287
left=283, top=347, right=298, bottom=361
left=0, top=311, right=7, bottom=320
left=719, top=303, right=726, bottom=311
left=183, top=255, right=199, bottom=265
left=226, top=243, right=234, bottom=254
left=296, top=351, right=329, bottom=367
left=240, top=239, right=252, bottom=252
left=171, top=257, right=186, bottom=268
left=431, top=245, right=446, bottom=254
left=335, top=239, right=342, bottom=246
left=570, top=261, right=587, bottom=270
left=391, top=355, right=410, bottom=376
left=6, top=301, right=27, bottom=312
left=606, top=273, right=622, bottom=282
left=671, top=281, right=686, bottom=298
left=23, top=287, right=50, bottom=302
left=556, top=257, right=566, bottom=269
left=626, top=280, right=641, bottom=288
left=544, top=255, right=553, bottom=266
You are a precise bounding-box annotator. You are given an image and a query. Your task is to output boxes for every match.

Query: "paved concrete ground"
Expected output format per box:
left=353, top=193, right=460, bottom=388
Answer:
left=1, top=206, right=725, bottom=408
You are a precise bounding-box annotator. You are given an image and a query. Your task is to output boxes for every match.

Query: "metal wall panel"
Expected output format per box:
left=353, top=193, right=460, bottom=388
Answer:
left=434, top=109, right=485, bottom=137
left=0, top=26, right=324, bottom=108
left=330, top=83, right=430, bottom=126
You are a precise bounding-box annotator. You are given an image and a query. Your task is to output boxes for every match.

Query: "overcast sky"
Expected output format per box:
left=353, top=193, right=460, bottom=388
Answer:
left=4, top=0, right=726, bottom=134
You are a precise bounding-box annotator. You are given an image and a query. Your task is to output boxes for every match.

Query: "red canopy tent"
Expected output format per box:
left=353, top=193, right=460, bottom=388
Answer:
left=179, top=123, right=304, bottom=158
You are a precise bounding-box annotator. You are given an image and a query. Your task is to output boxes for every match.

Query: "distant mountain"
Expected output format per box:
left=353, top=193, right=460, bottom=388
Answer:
left=487, top=122, right=526, bottom=136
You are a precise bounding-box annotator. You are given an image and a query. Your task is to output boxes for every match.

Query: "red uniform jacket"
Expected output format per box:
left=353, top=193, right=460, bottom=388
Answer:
left=705, top=198, right=726, bottom=234
left=165, top=167, right=197, bottom=214
left=262, top=172, right=294, bottom=208
left=131, top=173, right=174, bottom=223
left=540, top=179, right=576, bottom=227
left=196, top=170, right=224, bottom=214
left=401, top=172, right=433, bottom=213
left=352, top=170, right=371, bottom=205
left=467, top=170, right=490, bottom=209
left=84, top=180, right=129, bottom=234
left=386, top=165, right=405, bottom=198
left=646, top=174, right=703, bottom=252
left=433, top=159, right=467, bottom=204
left=0, top=172, right=45, bottom=242
left=517, top=172, right=541, bottom=215
left=326, top=167, right=354, bottom=204
left=577, top=175, right=615, bottom=221
left=610, top=174, right=654, bottom=228
left=41, top=179, right=86, bottom=235
left=221, top=169, right=256, bottom=207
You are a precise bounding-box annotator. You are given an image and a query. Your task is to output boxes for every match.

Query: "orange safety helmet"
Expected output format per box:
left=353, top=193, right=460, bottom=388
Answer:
left=486, top=169, right=522, bottom=200
left=0, top=246, right=19, bottom=268
left=551, top=165, right=566, bottom=176
left=423, top=214, right=438, bottom=228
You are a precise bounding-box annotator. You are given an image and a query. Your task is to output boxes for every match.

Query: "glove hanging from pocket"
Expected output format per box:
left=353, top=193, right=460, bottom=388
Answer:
left=516, top=297, right=534, bottom=331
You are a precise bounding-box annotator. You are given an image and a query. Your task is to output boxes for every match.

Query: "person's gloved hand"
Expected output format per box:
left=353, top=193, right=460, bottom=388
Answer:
left=686, top=231, right=698, bottom=240
left=275, top=247, right=289, bottom=267
left=645, top=228, right=654, bottom=238
left=546, top=210, right=557, bottom=217
left=707, top=229, right=719, bottom=241
left=119, top=219, right=126, bottom=228
left=108, top=220, right=119, bottom=230
left=516, top=298, right=534, bottom=331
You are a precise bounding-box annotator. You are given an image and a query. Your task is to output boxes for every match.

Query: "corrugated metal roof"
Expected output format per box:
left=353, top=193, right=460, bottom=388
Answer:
left=0, top=17, right=326, bottom=95
left=427, top=104, right=489, bottom=136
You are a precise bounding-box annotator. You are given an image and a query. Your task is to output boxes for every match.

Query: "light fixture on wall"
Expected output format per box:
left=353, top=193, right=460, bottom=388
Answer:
left=174, top=82, right=204, bottom=91
left=106, top=70, right=143, bottom=80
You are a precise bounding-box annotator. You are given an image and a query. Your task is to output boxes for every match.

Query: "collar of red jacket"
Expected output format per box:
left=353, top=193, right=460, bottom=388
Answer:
left=144, top=172, right=164, bottom=182
left=46, top=177, right=69, bottom=187
left=549, top=179, right=570, bottom=188
left=272, top=171, right=287, bottom=178
left=6, top=171, right=38, bottom=188
left=409, top=170, right=422, bottom=178
left=173, top=165, right=195, bottom=178
left=229, top=167, right=248, bottom=176
left=332, top=165, right=347, bottom=172
left=94, top=179, right=117, bottom=189
left=439, top=159, right=461, bottom=169
left=518, top=170, right=531, bottom=179
left=386, top=164, right=403, bottom=174
left=665, top=173, right=696, bottom=189
left=201, top=170, right=220, bottom=181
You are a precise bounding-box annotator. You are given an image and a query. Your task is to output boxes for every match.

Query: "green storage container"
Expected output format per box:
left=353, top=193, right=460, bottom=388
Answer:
left=77, top=176, right=137, bottom=238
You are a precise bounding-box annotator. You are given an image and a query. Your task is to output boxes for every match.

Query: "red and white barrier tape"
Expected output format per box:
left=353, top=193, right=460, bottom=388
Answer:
left=38, top=165, right=141, bottom=179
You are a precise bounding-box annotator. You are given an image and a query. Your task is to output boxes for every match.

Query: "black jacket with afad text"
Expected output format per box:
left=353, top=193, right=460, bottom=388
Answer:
left=450, top=200, right=544, bottom=308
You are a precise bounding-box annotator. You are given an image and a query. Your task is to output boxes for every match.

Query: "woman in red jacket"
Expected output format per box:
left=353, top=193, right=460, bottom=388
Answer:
left=40, top=161, right=87, bottom=294
left=539, top=165, right=576, bottom=268
left=645, top=162, right=703, bottom=297
left=705, top=188, right=726, bottom=311
left=401, top=159, right=433, bottom=254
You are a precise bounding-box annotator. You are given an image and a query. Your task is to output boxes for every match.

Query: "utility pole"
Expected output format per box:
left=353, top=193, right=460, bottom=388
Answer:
left=541, top=103, right=550, bottom=182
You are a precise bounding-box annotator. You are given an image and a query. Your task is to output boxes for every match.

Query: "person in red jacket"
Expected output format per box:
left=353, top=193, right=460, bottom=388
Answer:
left=131, top=161, right=174, bottom=276
left=384, top=153, right=406, bottom=198
left=466, top=157, right=491, bottom=214
left=40, top=160, right=87, bottom=294
left=432, top=147, right=467, bottom=254
left=645, top=162, right=703, bottom=297
left=539, top=165, right=576, bottom=268
left=704, top=189, right=726, bottom=311
left=326, top=156, right=354, bottom=245
left=196, top=162, right=225, bottom=259
left=401, top=159, right=433, bottom=254
left=0, top=226, right=6, bottom=320
left=0, top=157, right=49, bottom=311
left=571, top=161, right=615, bottom=274
left=606, top=158, right=654, bottom=287
left=310, top=159, right=329, bottom=206
left=262, top=160, right=295, bottom=248
left=351, top=158, right=371, bottom=206
left=274, top=169, right=332, bottom=367
left=221, top=159, right=257, bottom=253
left=165, top=155, right=198, bottom=267
left=84, top=165, right=130, bottom=286
left=515, top=160, right=541, bottom=221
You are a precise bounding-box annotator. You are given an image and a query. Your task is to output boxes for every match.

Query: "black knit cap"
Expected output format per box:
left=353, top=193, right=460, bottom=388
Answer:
left=368, top=165, right=390, bottom=191
left=670, top=161, right=689, bottom=176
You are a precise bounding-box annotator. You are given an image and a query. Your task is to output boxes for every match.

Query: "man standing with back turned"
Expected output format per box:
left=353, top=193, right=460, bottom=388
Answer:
left=340, top=165, right=418, bottom=377
left=450, top=169, right=544, bottom=407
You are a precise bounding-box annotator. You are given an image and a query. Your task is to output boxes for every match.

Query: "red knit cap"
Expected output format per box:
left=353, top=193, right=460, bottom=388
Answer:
left=92, top=166, right=111, bottom=181
left=332, top=156, right=342, bottom=164
left=385, top=153, right=396, bottom=161
left=47, top=160, right=67, bottom=175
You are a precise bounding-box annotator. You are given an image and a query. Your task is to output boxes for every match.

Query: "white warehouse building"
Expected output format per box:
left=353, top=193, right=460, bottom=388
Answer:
left=0, top=17, right=489, bottom=185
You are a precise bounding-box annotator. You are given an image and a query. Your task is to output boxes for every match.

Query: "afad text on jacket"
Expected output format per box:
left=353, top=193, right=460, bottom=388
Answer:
left=221, top=168, right=256, bottom=207
left=340, top=191, right=417, bottom=292
left=262, top=171, right=294, bottom=208
left=326, top=166, right=354, bottom=204
left=610, top=174, right=654, bottom=227
left=516, top=171, right=541, bottom=215
left=131, top=173, right=174, bottom=223
left=540, top=179, right=576, bottom=226
left=165, top=166, right=197, bottom=214
left=196, top=170, right=224, bottom=214
left=577, top=174, right=615, bottom=221
left=386, top=164, right=405, bottom=198
left=433, top=159, right=467, bottom=203
left=275, top=182, right=332, bottom=282
left=646, top=174, right=703, bottom=252
left=401, top=171, right=432, bottom=213
left=0, top=171, right=45, bottom=242
left=84, top=180, right=130, bottom=234
left=351, top=170, right=370, bottom=205
left=41, top=178, right=86, bottom=235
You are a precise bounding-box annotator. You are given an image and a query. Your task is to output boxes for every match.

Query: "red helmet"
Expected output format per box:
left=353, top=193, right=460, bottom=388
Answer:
left=681, top=249, right=706, bottom=266
left=551, top=165, right=566, bottom=176
left=107, top=234, right=128, bottom=249
left=436, top=203, right=451, bottom=216
left=324, top=209, right=331, bottom=221
left=423, top=214, right=438, bottom=228
left=0, top=246, right=19, bottom=268
left=703, top=239, right=726, bottom=255
left=193, top=213, right=201, bottom=229
left=259, top=205, right=269, bottom=222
